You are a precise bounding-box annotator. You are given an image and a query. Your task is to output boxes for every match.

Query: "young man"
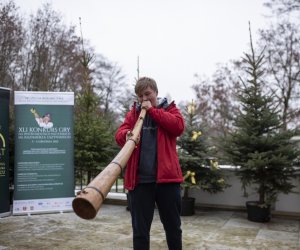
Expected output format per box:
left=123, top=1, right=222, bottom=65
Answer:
left=115, top=77, right=185, bottom=250
left=30, top=108, right=53, bottom=128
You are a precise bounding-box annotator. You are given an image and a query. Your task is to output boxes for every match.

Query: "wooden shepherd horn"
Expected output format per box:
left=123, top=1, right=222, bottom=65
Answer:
left=72, top=107, right=146, bottom=219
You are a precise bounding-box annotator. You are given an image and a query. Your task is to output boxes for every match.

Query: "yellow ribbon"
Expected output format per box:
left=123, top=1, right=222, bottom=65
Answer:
left=187, top=103, right=196, bottom=115
left=210, top=160, right=219, bottom=170
left=191, top=131, right=202, bottom=141
left=183, top=171, right=196, bottom=184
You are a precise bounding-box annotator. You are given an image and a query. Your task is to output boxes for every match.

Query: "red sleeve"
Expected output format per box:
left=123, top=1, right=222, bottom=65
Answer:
left=115, top=108, right=136, bottom=147
left=147, top=103, right=185, bottom=136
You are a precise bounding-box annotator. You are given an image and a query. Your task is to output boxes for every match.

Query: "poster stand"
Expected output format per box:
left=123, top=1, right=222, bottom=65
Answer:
left=13, top=91, right=74, bottom=215
left=0, top=87, right=11, bottom=218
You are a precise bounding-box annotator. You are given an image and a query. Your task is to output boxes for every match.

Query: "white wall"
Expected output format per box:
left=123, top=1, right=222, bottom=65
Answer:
left=276, top=178, right=300, bottom=213
left=190, top=168, right=300, bottom=215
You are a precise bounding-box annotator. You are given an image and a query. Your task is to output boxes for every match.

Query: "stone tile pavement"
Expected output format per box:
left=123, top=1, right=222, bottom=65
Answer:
left=0, top=204, right=299, bottom=249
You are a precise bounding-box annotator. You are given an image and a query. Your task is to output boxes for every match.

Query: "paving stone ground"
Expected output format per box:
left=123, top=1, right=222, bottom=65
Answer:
left=0, top=204, right=299, bottom=250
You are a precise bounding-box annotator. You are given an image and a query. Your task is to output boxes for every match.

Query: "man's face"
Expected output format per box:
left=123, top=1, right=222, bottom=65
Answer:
left=137, top=86, right=158, bottom=107
left=43, top=116, right=51, bottom=124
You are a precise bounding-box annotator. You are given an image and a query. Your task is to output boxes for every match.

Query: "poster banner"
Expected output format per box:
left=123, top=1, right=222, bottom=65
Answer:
left=0, top=87, right=11, bottom=217
left=13, top=91, right=74, bottom=215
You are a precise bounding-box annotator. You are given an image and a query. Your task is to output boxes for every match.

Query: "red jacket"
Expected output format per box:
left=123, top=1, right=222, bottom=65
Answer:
left=115, top=101, right=185, bottom=190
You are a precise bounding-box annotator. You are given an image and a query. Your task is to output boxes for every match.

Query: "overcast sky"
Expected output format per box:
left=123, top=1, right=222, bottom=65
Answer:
left=12, top=0, right=270, bottom=103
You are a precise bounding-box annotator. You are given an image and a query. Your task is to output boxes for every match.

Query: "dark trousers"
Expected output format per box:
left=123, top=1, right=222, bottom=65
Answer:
left=128, top=183, right=182, bottom=250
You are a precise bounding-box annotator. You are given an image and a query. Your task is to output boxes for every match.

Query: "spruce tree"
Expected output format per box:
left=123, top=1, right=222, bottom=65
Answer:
left=223, top=29, right=299, bottom=205
left=178, top=101, right=229, bottom=199
left=74, top=49, right=116, bottom=185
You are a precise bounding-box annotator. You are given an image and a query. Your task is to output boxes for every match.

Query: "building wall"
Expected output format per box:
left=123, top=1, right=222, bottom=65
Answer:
left=189, top=168, right=300, bottom=215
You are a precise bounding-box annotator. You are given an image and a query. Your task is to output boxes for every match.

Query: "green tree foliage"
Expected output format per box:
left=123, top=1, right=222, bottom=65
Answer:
left=74, top=50, right=117, bottom=185
left=177, top=100, right=229, bottom=199
left=223, top=29, right=299, bottom=205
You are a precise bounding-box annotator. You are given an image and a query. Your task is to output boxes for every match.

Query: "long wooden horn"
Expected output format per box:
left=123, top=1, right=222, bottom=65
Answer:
left=72, top=107, right=146, bottom=219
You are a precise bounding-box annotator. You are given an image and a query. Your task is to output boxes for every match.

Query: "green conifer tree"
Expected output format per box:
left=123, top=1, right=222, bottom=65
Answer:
left=74, top=43, right=116, bottom=186
left=223, top=28, right=299, bottom=205
left=178, top=101, right=229, bottom=199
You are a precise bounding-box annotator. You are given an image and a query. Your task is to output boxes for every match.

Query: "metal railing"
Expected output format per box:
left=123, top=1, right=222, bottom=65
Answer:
left=75, top=168, right=125, bottom=193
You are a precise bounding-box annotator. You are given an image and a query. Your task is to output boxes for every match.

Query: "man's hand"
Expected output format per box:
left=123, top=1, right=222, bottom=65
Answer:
left=126, top=130, right=133, bottom=141
left=126, top=130, right=140, bottom=145
left=30, top=108, right=36, bottom=114
left=141, top=100, right=152, bottom=110
left=30, top=108, right=39, bottom=118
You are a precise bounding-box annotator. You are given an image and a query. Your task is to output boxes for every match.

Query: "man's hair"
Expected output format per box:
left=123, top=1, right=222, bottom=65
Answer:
left=135, top=77, right=158, bottom=95
left=43, top=113, right=51, bottom=120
